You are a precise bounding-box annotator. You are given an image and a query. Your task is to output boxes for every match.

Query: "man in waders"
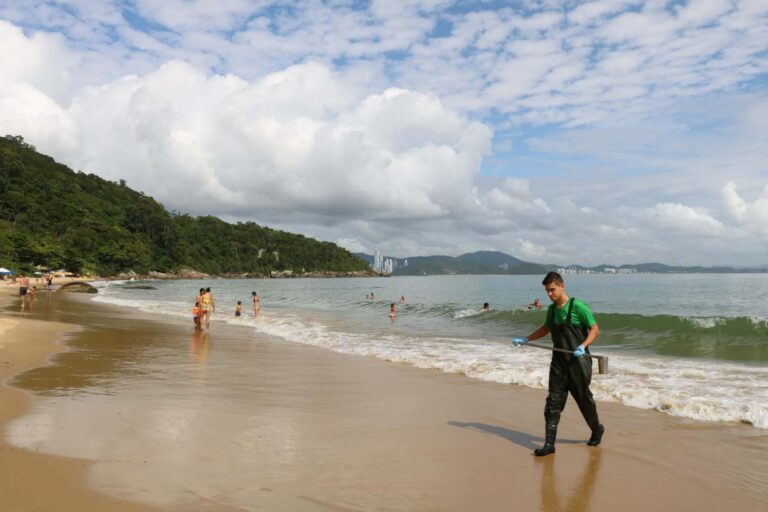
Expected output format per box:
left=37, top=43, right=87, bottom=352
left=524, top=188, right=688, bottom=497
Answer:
left=513, top=272, right=604, bottom=456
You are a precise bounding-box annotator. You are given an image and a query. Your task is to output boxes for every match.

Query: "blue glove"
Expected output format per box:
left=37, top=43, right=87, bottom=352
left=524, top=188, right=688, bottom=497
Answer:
left=573, top=345, right=586, bottom=358
left=512, top=337, right=528, bottom=347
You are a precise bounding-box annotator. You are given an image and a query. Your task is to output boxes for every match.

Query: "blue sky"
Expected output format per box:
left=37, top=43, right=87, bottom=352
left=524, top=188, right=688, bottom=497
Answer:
left=0, top=0, right=767, bottom=266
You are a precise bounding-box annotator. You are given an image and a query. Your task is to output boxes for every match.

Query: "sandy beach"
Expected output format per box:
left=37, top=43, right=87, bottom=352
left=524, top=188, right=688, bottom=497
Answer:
left=0, top=284, right=159, bottom=512
left=1, top=283, right=767, bottom=511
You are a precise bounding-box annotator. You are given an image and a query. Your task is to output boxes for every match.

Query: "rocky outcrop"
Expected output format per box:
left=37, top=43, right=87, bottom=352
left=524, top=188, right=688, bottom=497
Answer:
left=296, top=270, right=378, bottom=278
left=57, top=281, right=98, bottom=293
left=109, top=268, right=378, bottom=280
left=175, top=268, right=211, bottom=279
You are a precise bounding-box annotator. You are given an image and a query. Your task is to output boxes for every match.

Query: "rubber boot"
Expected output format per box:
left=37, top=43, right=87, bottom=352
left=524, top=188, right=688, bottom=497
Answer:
left=534, top=426, right=557, bottom=456
left=587, top=424, right=604, bottom=446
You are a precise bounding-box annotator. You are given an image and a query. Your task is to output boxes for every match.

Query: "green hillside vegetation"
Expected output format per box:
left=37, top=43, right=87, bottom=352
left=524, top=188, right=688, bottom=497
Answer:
left=0, top=135, right=369, bottom=276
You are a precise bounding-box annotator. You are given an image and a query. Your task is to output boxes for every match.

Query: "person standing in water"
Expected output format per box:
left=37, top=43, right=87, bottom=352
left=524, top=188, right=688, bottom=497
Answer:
left=512, top=272, right=604, bottom=456
left=18, top=273, right=30, bottom=305
left=192, top=302, right=202, bottom=331
left=235, top=301, right=243, bottom=317
left=251, top=291, right=260, bottom=317
left=390, top=303, right=396, bottom=320
left=201, top=287, right=215, bottom=330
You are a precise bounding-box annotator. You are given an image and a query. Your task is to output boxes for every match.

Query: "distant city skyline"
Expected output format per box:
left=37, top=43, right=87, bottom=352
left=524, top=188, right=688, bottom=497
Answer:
left=0, top=1, right=766, bottom=266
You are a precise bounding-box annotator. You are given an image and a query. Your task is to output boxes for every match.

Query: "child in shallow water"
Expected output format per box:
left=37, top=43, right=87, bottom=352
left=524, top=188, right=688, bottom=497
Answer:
left=235, top=301, right=243, bottom=317
left=192, top=302, right=202, bottom=331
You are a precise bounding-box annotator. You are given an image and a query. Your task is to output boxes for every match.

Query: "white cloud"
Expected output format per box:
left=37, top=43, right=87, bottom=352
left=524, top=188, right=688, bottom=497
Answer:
left=1, top=2, right=767, bottom=267
left=722, top=182, right=768, bottom=234
left=31, top=59, right=491, bottom=227
left=133, top=0, right=256, bottom=32
left=675, top=0, right=733, bottom=27
left=517, top=238, right=548, bottom=261
left=0, top=20, right=78, bottom=103
left=641, top=202, right=726, bottom=235
left=484, top=178, right=551, bottom=218
left=336, top=237, right=367, bottom=254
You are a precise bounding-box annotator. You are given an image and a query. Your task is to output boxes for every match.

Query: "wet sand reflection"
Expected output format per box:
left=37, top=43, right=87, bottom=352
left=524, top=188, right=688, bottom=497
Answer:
left=540, top=449, right=602, bottom=511
left=190, top=331, right=209, bottom=380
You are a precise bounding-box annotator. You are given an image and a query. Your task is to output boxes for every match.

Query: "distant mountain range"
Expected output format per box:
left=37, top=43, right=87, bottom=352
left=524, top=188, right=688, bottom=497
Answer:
left=356, top=251, right=768, bottom=276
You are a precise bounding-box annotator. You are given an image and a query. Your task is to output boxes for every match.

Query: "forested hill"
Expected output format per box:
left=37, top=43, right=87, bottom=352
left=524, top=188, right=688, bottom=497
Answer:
left=0, top=135, right=369, bottom=276
left=359, top=251, right=550, bottom=275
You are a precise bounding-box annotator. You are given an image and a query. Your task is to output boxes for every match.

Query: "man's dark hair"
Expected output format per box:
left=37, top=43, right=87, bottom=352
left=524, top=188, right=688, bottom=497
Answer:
left=542, top=271, right=564, bottom=286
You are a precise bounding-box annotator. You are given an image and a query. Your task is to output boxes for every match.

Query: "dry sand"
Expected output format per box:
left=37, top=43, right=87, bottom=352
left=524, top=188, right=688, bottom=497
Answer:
left=1, top=282, right=767, bottom=511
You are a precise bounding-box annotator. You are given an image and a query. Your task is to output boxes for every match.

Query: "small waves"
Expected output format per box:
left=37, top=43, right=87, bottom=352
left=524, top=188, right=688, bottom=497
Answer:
left=598, top=312, right=768, bottom=336
left=453, top=308, right=488, bottom=319
left=592, top=356, right=768, bottom=429
left=89, top=287, right=768, bottom=430
left=245, top=312, right=768, bottom=429
left=455, top=308, right=768, bottom=336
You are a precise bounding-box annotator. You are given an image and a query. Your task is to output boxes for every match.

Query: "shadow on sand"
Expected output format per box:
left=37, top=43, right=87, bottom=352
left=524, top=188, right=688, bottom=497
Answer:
left=447, top=421, right=585, bottom=451
left=450, top=421, right=604, bottom=510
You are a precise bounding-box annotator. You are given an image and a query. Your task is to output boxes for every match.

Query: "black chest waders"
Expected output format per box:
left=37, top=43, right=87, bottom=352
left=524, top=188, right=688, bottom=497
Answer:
left=536, top=298, right=602, bottom=456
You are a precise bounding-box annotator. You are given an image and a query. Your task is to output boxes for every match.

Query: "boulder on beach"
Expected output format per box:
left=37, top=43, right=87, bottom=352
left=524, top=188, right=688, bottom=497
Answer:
left=57, top=282, right=98, bottom=294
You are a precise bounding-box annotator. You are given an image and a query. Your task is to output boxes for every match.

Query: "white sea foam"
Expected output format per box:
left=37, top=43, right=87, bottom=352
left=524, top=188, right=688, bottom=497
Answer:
left=453, top=308, right=486, bottom=319
left=681, top=316, right=725, bottom=329
left=90, top=291, right=768, bottom=429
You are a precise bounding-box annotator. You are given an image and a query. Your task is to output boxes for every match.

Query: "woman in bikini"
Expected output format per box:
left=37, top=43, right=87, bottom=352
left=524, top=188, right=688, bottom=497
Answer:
left=201, top=287, right=215, bottom=330
left=252, top=291, right=260, bottom=317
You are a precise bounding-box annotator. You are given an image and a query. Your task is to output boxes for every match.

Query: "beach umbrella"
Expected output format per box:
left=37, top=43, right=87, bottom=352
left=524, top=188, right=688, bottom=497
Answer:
left=0, top=267, right=14, bottom=274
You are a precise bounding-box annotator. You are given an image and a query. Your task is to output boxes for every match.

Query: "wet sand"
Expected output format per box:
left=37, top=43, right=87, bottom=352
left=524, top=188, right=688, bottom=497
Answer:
left=0, top=287, right=159, bottom=512
left=1, top=286, right=767, bottom=511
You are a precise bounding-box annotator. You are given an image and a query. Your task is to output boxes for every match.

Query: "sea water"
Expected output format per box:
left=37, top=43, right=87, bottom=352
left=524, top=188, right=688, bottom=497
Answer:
left=75, top=273, right=768, bottom=430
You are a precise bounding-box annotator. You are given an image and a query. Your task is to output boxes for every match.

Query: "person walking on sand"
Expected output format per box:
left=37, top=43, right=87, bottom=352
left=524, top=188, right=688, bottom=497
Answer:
left=201, top=287, right=215, bottom=330
left=251, top=291, right=261, bottom=317
left=512, top=272, right=604, bottom=456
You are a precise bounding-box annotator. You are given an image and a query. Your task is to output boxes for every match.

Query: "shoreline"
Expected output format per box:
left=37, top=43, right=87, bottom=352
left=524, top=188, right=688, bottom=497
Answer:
left=0, top=289, right=159, bottom=511
left=1, top=286, right=767, bottom=510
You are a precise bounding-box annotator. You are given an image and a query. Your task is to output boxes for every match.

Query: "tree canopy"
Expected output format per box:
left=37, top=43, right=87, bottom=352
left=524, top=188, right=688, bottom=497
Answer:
left=0, top=135, right=369, bottom=276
